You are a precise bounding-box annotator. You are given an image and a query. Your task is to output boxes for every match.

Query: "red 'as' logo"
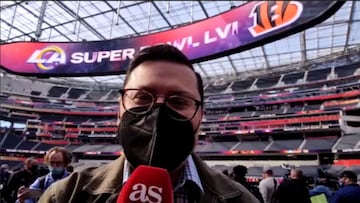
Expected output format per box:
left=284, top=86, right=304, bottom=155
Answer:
left=248, top=1, right=303, bottom=37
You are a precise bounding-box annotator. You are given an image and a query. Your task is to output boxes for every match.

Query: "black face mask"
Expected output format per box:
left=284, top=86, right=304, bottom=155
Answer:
left=30, top=164, right=38, bottom=173
left=118, top=104, right=196, bottom=172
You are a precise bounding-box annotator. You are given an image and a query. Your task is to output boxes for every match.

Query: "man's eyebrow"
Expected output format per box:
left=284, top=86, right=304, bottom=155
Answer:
left=167, top=90, right=191, bottom=96
left=135, top=87, right=190, bottom=96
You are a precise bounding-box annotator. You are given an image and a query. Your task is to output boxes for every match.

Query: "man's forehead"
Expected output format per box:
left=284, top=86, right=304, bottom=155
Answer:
left=131, top=60, right=193, bottom=73
left=27, top=160, right=37, bottom=165
left=125, top=62, right=198, bottom=93
left=134, top=86, right=190, bottom=95
left=49, top=151, right=64, bottom=158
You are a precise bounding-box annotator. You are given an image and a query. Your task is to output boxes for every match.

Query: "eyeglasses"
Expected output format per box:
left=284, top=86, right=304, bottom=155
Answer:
left=119, top=88, right=202, bottom=121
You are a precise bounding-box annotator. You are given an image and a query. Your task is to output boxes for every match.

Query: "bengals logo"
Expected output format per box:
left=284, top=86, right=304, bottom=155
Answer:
left=248, top=1, right=303, bottom=37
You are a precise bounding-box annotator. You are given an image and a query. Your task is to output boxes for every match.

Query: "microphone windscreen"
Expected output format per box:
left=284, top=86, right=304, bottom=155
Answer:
left=117, top=165, right=173, bottom=203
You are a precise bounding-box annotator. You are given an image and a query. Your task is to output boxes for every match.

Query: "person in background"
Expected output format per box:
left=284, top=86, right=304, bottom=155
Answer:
left=232, top=165, right=264, bottom=203
left=259, top=166, right=278, bottom=203
left=0, top=164, right=11, bottom=186
left=38, top=44, right=260, bottom=203
left=309, top=178, right=333, bottom=203
left=331, top=170, right=360, bottom=203
left=4, top=158, right=39, bottom=203
left=17, top=147, right=72, bottom=203
left=66, top=165, right=74, bottom=173
left=1, top=164, right=12, bottom=203
left=276, top=168, right=311, bottom=203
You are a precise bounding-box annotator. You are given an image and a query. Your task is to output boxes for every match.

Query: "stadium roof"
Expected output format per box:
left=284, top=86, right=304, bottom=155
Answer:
left=1, top=1, right=359, bottom=86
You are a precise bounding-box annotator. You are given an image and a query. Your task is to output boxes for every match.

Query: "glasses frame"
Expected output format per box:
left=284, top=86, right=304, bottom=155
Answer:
left=119, top=88, right=202, bottom=121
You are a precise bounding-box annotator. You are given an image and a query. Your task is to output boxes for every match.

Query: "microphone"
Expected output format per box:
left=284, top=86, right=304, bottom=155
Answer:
left=117, top=165, right=173, bottom=203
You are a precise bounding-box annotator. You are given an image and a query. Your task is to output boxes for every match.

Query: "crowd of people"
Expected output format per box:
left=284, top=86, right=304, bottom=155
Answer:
left=2, top=158, right=360, bottom=203
left=0, top=147, right=72, bottom=203
left=222, top=165, right=360, bottom=203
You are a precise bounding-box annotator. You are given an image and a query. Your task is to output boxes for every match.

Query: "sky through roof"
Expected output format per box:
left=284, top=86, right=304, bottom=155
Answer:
left=0, top=1, right=359, bottom=85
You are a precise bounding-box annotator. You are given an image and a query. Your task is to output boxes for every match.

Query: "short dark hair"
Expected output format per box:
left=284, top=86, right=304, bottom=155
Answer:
left=339, top=170, right=357, bottom=182
left=291, top=168, right=303, bottom=178
left=233, top=165, right=248, bottom=177
left=24, top=157, right=36, bottom=165
left=123, top=44, right=204, bottom=103
left=66, top=165, right=74, bottom=173
left=264, top=169, right=273, bottom=175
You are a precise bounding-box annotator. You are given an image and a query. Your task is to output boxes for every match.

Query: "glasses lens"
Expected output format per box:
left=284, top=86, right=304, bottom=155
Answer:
left=122, top=89, right=200, bottom=120
left=166, top=96, right=198, bottom=121
left=123, top=89, right=153, bottom=114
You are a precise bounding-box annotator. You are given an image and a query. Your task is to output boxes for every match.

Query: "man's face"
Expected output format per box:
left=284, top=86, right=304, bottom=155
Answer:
left=1, top=165, right=9, bottom=172
left=290, top=169, right=297, bottom=179
left=48, top=151, right=65, bottom=168
left=25, top=159, right=37, bottom=170
left=339, top=176, right=352, bottom=185
left=119, top=61, right=203, bottom=144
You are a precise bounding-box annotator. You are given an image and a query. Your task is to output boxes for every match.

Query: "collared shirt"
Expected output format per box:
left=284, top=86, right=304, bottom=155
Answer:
left=123, top=156, right=204, bottom=203
left=24, top=171, right=70, bottom=203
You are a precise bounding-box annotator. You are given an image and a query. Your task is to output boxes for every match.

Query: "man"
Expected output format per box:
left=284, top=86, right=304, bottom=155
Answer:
left=0, top=164, right=11, bottom=186
left=4, top=157, right=39, bottom=203
left=1, top=164, right=12, bottom=202
left=232, top=165, right=264, bottom=203
left=17, top=147, right=72, bottom=203
left=276, top=168, right=311, bottom=203
left=39, top=44, right=260, bottom=203
left=309, top=178, right=333, bottom=203
left=259, top=166, right=278, bottom=203
left=331, top=170, right=360, bottom=203
left=66, top=165, right=74, bottom=173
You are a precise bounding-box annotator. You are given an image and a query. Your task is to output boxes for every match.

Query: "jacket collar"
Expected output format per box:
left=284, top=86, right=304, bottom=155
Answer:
left=82, top=153, right=243, bottom=200
left=175, top=155, right=204, bottom=193
left=83, top=156, right=126, bottom=195
left=191, top=153, right=243, bottom=200
left=122, top=155, right=204, bottom=194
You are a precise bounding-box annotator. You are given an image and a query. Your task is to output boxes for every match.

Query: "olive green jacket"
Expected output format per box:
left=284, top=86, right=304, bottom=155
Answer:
left=39, top=154, right=259, bottom=203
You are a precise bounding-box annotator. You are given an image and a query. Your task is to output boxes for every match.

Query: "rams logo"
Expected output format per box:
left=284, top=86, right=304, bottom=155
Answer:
left=27, top=46, right=66, bottom=70
left=248, top=1, right=303, bottom=37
